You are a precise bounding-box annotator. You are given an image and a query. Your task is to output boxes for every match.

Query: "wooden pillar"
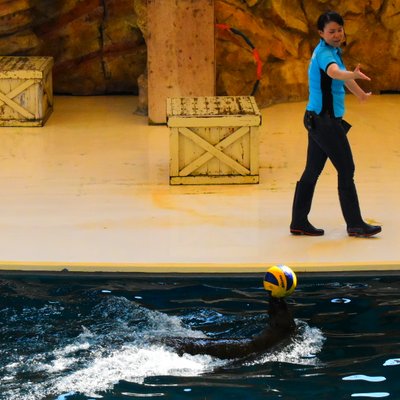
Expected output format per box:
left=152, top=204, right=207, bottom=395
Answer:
left=147, top=0, right=215, bottom=124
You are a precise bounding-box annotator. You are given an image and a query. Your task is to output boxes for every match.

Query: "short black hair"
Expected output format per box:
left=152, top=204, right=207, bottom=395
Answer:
left=317, top=11, right=344, bottom=31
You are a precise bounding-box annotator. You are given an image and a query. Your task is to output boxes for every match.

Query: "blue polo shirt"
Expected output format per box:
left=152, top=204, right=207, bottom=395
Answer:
left=306, top=39, right=346, bottom=118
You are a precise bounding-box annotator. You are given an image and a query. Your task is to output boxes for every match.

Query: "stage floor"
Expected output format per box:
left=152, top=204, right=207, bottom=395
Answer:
left=0, top=95, right=399, bottom=274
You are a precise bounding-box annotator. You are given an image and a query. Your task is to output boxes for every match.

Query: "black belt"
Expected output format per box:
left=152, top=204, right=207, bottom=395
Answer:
left=320, top=110, right=342, bottom=120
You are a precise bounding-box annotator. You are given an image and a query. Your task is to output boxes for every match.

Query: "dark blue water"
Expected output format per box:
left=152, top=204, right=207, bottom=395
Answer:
left=0, top=273, right=399, bottom=399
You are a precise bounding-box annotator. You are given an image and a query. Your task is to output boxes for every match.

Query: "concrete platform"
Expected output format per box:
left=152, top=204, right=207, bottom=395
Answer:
left=0, top=95, right=399, bottom=274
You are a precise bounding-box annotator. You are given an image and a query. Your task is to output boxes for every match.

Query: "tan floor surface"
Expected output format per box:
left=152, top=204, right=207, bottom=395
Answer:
left=0, top=95, right=399, bottom=274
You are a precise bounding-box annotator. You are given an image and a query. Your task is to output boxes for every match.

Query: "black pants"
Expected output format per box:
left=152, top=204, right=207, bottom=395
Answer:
left=300, top=111, right=354, bottom=190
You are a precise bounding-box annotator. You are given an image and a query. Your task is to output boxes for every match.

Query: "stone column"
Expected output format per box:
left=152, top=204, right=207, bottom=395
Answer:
left=147, top=0, right=215, bottom=124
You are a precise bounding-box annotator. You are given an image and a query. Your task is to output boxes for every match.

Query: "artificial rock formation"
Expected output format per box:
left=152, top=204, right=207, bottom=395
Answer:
left=0, top=0, right=147, bottom=95
left=0, top=0, right=399, bottom=106
left=216, top=0, right=400, bottom=106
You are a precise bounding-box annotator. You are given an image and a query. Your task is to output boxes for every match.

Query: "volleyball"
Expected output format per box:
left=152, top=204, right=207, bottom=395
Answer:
left=263, top=265, right=297, bottom=298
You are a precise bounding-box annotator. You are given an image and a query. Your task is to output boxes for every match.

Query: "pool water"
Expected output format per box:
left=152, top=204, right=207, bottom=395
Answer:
left=0, top=273, right=399, bottom=399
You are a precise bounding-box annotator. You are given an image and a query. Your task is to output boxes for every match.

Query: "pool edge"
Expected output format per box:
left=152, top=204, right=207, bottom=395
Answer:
left=0, top=260, right=399, bottom=274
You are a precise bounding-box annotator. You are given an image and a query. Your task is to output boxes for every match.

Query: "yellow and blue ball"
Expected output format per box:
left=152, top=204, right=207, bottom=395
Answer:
left=263, top=265, right=297, bottom=298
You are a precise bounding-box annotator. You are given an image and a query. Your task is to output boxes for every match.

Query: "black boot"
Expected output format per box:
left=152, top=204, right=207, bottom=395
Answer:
left=290, top=181, right=324, bottom=236
left=338, top=183, right=381, bottom=238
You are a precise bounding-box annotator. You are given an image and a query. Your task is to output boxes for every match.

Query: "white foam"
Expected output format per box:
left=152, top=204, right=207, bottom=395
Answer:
left=53, top=345, right=224, bottom=397
left=56, top=392, right=76, bottom=400
left=248, top=321, right=325, bottom=366
left=351, top=393, right=390, bottom=398
left=42, top=357, right=79, bottom=373
left=34, top=336, right=93, bottom=374
left=0, top=298, right=326, bottom=399
left=57, top=341, right=91, bottom=356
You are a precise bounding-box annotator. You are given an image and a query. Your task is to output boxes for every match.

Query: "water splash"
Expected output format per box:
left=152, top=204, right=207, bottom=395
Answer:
left=0, top=294, right=326, bottom=399
left=0, top=296, right=219, bottom=399
left=245, top=320, right=325, bottom=367
left=56, top=392, right=76, bottom=400
left=54, top=345, right=221, bottom=397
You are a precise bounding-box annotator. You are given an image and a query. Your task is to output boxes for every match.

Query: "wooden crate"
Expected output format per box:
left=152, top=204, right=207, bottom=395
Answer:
left=167, top=96, right=261, bottom=185
left=0, top=56, right=53, bottom=127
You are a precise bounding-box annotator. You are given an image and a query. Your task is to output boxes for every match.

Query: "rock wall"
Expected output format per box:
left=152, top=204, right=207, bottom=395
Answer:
left=0, top=0, right=147, bottom=95
left=217, top=0, right=400, bottom=106
left=0, top=0, right=399, bottom=105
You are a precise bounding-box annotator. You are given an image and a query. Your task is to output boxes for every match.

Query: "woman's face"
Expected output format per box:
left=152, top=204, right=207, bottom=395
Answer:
left=319, top=21, right=344, bottom=47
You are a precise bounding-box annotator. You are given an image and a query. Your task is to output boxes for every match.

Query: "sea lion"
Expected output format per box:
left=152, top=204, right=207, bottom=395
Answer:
left=164, top=296, right=296, bottom=360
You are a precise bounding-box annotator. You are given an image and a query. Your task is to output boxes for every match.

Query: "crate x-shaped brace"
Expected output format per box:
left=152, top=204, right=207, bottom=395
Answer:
left=0, top=78, right=51, bottom=119
left=175, top=126, right=252, bottom=176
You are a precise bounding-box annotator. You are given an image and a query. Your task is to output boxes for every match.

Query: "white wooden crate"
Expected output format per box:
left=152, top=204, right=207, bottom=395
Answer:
left=167, top=96, right=261, bottom=185
left=0, top=56, right=53, bottom=127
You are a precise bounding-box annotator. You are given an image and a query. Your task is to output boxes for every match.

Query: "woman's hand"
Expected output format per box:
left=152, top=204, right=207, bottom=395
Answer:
left=353, top=64, right=371, bottom=81
left=345, top=79, right=372, bottom=102
left=327, top=63, right=371, bottom=82
left=358, top=91, right=372, bottom=102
